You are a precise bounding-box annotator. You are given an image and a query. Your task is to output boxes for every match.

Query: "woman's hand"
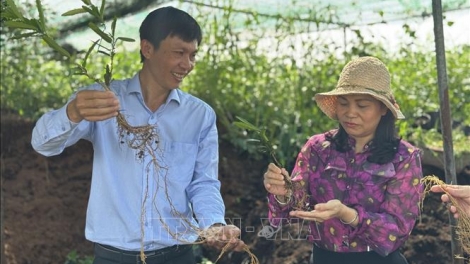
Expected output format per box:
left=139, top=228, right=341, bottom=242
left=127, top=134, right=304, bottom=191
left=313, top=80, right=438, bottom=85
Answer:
left=263, top=163, right=289, bottom=196
left=290, top=199, right=358, bottom=226
left=290, top=199, right=342, bottom=222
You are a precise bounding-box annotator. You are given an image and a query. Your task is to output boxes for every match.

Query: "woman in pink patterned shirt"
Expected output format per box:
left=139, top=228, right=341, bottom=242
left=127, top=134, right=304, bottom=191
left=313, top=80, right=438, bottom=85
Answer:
left=264, top=56, right=423, bottom=264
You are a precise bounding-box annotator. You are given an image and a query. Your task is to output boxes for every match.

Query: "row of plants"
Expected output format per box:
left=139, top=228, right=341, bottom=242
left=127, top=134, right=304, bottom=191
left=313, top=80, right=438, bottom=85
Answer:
left=184, top=2, right=470, bottom=168
left=1, top=1, right=469, bottom=168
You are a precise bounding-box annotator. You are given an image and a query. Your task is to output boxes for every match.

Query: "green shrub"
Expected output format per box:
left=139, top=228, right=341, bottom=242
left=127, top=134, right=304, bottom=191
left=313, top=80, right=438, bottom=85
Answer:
left=2, top=0, right=468, bottom=166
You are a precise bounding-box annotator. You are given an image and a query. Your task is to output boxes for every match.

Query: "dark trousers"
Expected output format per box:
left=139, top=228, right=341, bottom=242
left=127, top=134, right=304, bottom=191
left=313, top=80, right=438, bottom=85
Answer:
left=312, top=245, right=409, bottom=264
left=92, top=243, right=195, bottom=264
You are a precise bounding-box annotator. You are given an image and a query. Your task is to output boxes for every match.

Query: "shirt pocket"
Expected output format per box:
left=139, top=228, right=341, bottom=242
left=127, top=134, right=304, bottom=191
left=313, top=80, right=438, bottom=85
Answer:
left=324, top=156, right=348, bottom=180
left=362, top=162, right=396, bottom=184
left=158, top=140, right=198, bottom=183
left=358, top=162, right=396, bottom=202
left=322, top=158, right=348, bottom=192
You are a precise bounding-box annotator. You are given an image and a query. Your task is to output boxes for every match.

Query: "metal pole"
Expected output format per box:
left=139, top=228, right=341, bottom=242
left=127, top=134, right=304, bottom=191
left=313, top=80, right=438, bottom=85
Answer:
left=1, top=177, right=4, bottom=264
left=431, top=0, right=463, bottom=263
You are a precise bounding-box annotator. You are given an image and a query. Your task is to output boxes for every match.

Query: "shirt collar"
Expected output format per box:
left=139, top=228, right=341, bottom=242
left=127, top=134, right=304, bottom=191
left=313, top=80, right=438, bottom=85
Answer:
left=346, top=136, right=373, bottom=152
left=166, top=88, right=181, bottom=105
left=127, top=73, right=142, bottom=95
left=127, top=73, right=181, bottom=105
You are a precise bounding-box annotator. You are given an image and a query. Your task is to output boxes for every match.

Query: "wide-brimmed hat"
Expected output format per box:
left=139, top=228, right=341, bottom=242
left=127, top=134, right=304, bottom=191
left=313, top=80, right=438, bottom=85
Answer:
left=314, top=56, right=405, bottom=120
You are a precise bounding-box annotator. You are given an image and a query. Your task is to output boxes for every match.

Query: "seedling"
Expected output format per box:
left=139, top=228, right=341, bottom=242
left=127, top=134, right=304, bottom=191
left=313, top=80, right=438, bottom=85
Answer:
left=234, top=116, right=312, bottom=211
left=234, top=116, right=292, bottom=186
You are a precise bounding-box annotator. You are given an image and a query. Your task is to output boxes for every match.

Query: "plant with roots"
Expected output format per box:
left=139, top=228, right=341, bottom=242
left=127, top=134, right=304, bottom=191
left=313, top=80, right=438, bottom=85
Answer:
left=421, top=175, right=470, bottom=258
left=2, top=1, right=258, bottom=263
left=233, top=116, right=310, bottom=210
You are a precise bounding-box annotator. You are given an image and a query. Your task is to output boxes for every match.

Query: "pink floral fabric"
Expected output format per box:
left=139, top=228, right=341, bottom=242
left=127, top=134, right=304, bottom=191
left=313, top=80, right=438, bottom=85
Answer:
left=268, top=130, right=423, bottom=256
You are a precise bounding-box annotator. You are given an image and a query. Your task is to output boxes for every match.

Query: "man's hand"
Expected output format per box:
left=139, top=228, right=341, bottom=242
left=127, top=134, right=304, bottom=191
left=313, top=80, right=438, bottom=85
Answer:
left=431, top=184, right=470, bottom=218
left=67, top=90, right=120, bottom=123
left=204, top=224, right=245, bottom=252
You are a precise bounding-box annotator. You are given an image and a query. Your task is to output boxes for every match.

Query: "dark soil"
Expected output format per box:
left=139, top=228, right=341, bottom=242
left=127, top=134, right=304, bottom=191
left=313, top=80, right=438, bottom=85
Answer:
left=1, top=110, right=468, bottom=264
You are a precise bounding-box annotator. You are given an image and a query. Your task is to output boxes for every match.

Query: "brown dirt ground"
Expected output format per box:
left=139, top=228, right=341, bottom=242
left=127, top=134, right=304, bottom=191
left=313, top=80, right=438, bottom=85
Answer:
left=1, top=110, right=469, bottom=264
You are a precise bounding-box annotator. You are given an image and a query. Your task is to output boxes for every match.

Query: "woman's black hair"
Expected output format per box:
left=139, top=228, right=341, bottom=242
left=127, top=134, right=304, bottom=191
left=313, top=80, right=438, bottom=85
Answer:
left=139, top=6, right=202, bottom=62
left=326, top=110, right=401, bottom=164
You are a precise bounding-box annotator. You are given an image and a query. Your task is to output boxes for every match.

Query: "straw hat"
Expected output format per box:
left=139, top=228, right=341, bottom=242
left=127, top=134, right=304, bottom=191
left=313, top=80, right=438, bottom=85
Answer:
left=315, top=56, right=405, bottom=120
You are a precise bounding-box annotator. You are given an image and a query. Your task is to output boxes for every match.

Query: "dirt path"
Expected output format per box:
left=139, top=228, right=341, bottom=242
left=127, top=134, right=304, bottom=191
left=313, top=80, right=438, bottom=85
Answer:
left=1, top=111, right=459, bottom=263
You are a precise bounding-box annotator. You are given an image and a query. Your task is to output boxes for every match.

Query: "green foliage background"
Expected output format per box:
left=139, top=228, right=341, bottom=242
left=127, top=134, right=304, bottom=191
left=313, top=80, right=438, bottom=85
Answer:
left=1, top=0, right=469, bottom=170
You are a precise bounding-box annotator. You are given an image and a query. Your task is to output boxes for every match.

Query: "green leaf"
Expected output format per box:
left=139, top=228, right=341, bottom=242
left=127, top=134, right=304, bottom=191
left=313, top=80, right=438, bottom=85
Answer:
left=111, top=17, right=117, bottom=36
left=104, top=64, right=112, bottom=86
left=30, top=18, right=45, bottom=33
left=10, top=32, right=38, bottom=40
left=82, top=5, right=99, bottom=19
left=0, top=9, right=18, bottom=19
left=35, top=0, right=46, bottom=31
left=82, top=40, right=99, bottom=68
left=261, top=133, right=269, bottom=143
left=98, top=50, right=111, bottom=56
left=88, top=22, right=112, bottom=43
left=4, top=21, right=38, bottom=31
left=234, top=116, right=259, bottom=131
left=62, top=8, right=87, bottom=16
left=90, top=5, right=102, bottom=21
left=95, top=41, right=111, bottom=51
left=233, top=121, right=258, bottom=131
left=5, top=0, right=23, bottom=19
left=116, top=37, right=135, bottom=42
left=234, top=116, right=282, bottom=167
left=82, top=0, right=91, bottom=5
left=42, top=35, right=71, bottom=58
left=99, top=0, right=106, bottom=20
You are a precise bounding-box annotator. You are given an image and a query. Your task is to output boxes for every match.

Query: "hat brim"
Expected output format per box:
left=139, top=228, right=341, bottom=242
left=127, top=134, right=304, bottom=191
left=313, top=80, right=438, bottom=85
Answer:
left=314, top=85, right=405, bottom=120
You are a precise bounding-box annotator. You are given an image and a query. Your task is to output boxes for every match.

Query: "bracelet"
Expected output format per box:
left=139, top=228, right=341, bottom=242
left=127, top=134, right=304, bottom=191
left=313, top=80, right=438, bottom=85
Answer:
left=274, top=195, right=291, bottom=205
left=340, top=211, right=358, bottom=225
left=274, top=189, right=292, bottom=205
